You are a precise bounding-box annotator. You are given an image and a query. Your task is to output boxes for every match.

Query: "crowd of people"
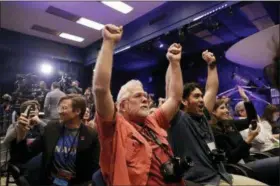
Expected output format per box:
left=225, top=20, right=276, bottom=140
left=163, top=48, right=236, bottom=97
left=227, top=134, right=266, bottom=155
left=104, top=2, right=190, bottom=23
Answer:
left=0, top=24, right=279, bottom=186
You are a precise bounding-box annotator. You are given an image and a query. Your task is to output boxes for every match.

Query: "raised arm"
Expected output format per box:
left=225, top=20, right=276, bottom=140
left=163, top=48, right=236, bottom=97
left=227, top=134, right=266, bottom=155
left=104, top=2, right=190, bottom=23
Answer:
left=202, top=50, right=219, bottom=113
left=92, top=24, right=123, bottom=121
left=165, top=64, right=171, bottom=99
left=160, top=43, right=183, bottom=123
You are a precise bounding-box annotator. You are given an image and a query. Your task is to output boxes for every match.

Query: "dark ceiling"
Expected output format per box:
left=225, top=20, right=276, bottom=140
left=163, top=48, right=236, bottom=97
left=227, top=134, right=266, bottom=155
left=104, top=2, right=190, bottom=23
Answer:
left=113, top=1, right=279, bottom=71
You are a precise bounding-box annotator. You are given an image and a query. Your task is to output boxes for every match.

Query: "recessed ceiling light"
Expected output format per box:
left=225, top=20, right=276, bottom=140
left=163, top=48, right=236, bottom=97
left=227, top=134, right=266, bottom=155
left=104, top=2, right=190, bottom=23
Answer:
left=59, top=33, right=84, bottom=42
left=76, top=17, right=104, bottom=30
left=101, top=1, right=133, bottom=14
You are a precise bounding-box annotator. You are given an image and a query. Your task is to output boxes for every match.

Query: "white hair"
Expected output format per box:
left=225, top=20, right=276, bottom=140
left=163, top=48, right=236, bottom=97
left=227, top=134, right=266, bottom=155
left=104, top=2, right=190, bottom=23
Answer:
left=116, top=79, right=143, bottom=109
left=235, top=101, right=245, bottom=114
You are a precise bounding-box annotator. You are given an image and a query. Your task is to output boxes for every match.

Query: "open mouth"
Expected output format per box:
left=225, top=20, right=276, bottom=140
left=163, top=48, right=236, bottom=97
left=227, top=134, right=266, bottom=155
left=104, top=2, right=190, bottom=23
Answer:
left=141, top=105, right=149, bottom=109
left=198, top=104, right=204, bottom=110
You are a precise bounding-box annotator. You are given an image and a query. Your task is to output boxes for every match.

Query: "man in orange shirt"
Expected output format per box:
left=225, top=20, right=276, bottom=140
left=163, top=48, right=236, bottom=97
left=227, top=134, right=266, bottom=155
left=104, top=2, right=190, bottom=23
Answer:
left=93, top=24, right=188, bottom=185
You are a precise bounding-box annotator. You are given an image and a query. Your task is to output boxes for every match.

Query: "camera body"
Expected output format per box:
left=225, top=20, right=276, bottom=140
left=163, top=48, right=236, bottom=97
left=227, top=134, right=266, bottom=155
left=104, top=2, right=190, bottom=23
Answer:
left=160, top=156, right=193, bottom=183
left=210, top=149, right=227, bottom=164
left=13, top=74, right=41, bottom=102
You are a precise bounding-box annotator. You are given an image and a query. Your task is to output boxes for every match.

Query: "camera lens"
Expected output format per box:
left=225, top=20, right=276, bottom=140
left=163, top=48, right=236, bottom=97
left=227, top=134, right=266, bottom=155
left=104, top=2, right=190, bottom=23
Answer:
left=180, top=157, right=193, bottom=170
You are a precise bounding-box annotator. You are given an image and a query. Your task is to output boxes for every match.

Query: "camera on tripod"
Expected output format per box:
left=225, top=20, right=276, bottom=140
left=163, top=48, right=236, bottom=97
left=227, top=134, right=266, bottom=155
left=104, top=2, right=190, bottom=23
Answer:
left=58, top=72, right=73, bottom=92
left=160, top=156, right=193, bottom=183
left=12, top=73, right=41, bottom=102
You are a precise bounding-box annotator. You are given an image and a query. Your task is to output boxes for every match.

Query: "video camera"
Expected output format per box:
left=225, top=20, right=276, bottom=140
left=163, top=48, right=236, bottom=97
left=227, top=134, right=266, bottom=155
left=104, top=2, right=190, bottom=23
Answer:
left=58, top=72, right=73, bottom=93
left=12, top=73, right=42, bottom=102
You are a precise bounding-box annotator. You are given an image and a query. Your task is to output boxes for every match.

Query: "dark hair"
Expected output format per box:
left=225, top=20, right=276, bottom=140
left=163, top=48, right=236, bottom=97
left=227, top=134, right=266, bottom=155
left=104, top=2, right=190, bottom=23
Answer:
left=20, top=100, right=40, bottom=114
left=213, top=99, right=225, bottom=112
left=180, top=82, right=203, bottom=109
left=182, top=82, right=203, bottom=100
left=52, top=82, right=60, bottom=89
left=58, top=94, right=86, bottom=119
left=262, top=104, right=278, bottom=125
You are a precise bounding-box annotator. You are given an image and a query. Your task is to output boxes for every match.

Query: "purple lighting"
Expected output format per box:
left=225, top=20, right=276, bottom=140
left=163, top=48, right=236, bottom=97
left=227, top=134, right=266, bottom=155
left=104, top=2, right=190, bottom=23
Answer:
left=159, top=44, right=164, bottom=48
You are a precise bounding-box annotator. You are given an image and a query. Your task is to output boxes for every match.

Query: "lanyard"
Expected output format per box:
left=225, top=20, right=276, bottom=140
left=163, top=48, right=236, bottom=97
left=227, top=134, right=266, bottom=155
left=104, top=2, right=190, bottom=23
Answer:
left=62, top=125, right=81, bottom=162
left=139, top=125, right=173, bottom=165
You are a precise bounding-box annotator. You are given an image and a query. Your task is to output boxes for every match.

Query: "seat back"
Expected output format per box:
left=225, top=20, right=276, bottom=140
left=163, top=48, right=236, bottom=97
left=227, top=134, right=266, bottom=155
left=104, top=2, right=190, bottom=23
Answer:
left=92, top=169, right=106, bottom=186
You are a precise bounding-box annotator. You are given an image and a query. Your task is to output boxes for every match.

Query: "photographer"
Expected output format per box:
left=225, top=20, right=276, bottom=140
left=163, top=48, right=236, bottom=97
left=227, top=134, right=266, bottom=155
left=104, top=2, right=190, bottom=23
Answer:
left=3, top=100, right=46, bottom=149
left=93, top=24, right=187, bottom=186
left=0, top=94, right=13, bottom=135
left=67, top=80, right=83, bottom=95
left=3, top=100, right=46, bottom=185
left=166, top=51, right=266, bottom=185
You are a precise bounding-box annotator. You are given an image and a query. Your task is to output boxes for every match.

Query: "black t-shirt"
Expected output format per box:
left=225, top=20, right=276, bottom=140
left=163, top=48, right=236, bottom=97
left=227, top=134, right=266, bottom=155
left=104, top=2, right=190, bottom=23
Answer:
left=168, top=110, right=232, bottom=185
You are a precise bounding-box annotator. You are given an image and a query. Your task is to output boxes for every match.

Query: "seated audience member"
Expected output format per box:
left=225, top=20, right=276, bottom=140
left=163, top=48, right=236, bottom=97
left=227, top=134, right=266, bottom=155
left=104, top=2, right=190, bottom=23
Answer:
left=167, top=51, right=266, bottom=185
left=236, top=91, right=280, bottom=156
left=12, top=94, right=100, bottom=185
left=4, top=100, right=46, bottom=148
left=3, top=100, right=46, bottom=185
left=212, top=99, right=279, bottom=185
left=44, top=82, right=66, bottom=121
left=93, top=24, right=187, bottom=185
left=261, top=104, right=280, bottom=139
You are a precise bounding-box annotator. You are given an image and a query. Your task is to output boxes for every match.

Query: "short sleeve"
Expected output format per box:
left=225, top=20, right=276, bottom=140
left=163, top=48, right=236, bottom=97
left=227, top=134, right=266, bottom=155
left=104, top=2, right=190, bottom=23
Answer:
left=150, top=108, right=170, bottom=130
left=94, top=111, right=116, bottom=139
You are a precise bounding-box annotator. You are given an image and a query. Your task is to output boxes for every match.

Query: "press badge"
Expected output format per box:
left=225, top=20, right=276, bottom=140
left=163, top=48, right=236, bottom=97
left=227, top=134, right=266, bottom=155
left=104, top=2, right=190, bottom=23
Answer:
left=53, top=178, right=68, bottom=186
left=53, top=169, right=73, bottom=186
left=207, top=142, right=216, bottom=151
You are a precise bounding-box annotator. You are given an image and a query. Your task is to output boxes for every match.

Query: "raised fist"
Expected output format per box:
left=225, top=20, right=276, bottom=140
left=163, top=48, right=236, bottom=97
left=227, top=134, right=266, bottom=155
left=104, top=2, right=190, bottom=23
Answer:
left=166, top=43, right=182, bottom=63
left=102, top=24, right=123, bottom=44
left=202, top=50, right=216, bottom=64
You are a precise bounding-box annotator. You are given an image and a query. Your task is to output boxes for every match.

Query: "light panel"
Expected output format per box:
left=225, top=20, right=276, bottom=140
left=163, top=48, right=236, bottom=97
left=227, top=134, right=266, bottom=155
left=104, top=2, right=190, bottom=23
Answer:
left=101, top=1, right=133, bottom=14
left=76, top=17, right=104, bottom=30
left=59, top=33, right=84, bottom=42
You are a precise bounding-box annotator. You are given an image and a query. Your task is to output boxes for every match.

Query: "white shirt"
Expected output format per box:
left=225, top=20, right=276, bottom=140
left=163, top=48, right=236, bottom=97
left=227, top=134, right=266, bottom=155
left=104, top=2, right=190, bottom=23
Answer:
left=240, top=120, right=277, bottom=152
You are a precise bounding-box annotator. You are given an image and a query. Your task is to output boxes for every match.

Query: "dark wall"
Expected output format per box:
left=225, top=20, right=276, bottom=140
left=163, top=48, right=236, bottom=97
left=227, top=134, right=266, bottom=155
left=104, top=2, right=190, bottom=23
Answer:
left=0, top=50, right=84, bottom=94
left=0, top=28, right=86, bottom=95
left=0, top=28, right=84, bottom=63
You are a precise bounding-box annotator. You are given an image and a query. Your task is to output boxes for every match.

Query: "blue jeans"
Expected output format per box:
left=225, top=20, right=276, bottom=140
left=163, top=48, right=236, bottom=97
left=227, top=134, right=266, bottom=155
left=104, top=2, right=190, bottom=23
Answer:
left=246, top=157, right=279, bottom=185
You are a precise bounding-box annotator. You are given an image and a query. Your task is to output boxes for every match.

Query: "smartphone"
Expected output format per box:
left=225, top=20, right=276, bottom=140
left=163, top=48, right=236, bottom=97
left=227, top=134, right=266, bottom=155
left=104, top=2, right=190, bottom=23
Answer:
left=251, top=119, right=258, bottom=130
left=23, top=105, right=32, bottom=118
left=246, top=103, right=258, bottom=123
left=28, top=105, right=36, bottom=118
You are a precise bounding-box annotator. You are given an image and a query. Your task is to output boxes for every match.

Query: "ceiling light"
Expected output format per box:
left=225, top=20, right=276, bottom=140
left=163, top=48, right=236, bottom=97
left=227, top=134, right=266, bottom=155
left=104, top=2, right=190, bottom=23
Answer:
left=115, top=46, right=131, bottom=54
left=193, top=3, right=228, bottom=21
left=76, top=17, right=104, bottom=30
left=101, top=1, right=133, bottom=14
left=59, top=33, right=84, bottom=42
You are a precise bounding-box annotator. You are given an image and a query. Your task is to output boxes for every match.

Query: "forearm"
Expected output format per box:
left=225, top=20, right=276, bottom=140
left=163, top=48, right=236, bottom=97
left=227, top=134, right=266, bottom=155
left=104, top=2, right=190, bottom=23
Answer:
left=204, top=64, right=219, bottom=112
left=165, top=64, right=171, bottom=98
left=3, top=125, right=17, bottom=146
left=168, top=62, right=183, bottom=101
left=93, top=41, right=115, bottom=92
left=206, top=65, right=219, bottom=94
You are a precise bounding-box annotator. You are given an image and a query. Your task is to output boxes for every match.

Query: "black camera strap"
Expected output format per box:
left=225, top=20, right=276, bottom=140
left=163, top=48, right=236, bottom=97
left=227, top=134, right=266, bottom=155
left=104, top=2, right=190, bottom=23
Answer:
left=139, top=125, right=173, bottom=165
